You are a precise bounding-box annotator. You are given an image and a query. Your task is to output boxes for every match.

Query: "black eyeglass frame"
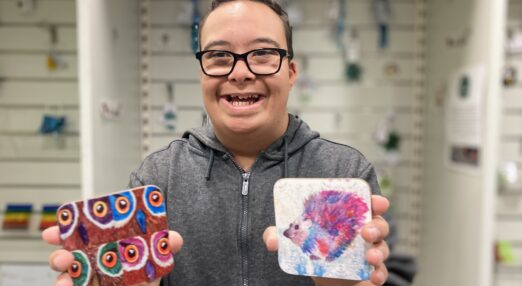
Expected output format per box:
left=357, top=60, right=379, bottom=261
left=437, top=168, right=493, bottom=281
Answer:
left=195, top=48, right=293, bottom=77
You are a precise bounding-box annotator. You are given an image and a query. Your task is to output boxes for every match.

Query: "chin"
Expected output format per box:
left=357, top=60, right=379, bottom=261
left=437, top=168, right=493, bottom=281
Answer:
left=224, top=120, right=261, bottom=135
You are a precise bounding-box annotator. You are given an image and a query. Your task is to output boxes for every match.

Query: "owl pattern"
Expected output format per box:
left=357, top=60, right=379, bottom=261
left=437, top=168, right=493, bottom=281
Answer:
left=57, top=186, right=174, bottom=286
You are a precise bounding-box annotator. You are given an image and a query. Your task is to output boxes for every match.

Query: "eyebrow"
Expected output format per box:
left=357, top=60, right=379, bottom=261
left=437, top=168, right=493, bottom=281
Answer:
left=202, top=38, right=282, bottom=51
left=202, top=40, right=231, bottom=51
left=249, top=38, right=281, bottom=48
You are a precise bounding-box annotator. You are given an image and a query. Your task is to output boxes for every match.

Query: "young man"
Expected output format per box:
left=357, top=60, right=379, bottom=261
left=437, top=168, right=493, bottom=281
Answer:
left=43, top=1, right=390, bottom=285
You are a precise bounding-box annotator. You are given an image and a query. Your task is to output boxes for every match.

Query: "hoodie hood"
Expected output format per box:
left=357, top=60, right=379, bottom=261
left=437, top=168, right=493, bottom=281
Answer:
left=182, top=114, right=320, bottom=178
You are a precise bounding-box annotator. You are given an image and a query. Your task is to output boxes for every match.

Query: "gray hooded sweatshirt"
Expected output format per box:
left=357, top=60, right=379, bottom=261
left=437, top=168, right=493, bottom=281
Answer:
left=128, top=114, right=381, bottom=286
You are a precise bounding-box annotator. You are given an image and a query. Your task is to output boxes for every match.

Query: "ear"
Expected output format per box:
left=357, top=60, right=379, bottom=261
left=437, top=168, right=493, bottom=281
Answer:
left=288, top=60, right=298, bottom=87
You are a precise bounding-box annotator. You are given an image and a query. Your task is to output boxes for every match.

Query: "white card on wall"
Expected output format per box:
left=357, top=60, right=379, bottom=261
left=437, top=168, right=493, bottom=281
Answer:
left=445, top=65, right=485, bottom=171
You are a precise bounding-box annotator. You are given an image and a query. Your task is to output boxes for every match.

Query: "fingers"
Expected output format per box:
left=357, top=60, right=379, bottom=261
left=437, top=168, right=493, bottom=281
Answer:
left=371, top=195, right=389, bottom=216
left=369, top=262, right=388, bottom=286
left=48, top=249, right=74, bottom=273
left=361, top=215, right=390, bottom=243
left=55, top=272, right=73, bottom=286
left=262, top=226, right=278, bottom=252
left=42, top=226, right=61, bottom=245
left=169, top=230, right=183, bottom=254
left=365, top=240, right=390, bottom=265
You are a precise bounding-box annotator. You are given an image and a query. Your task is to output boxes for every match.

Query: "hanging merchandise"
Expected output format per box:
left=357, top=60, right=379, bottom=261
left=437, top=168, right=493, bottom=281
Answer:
left=495, top=241, right=517, bottom=264
left=384, top=62, right=400, bottom=77
left=39, top=114, right=66, bottom=134
left=502, top=65, right=517, bottom=87
left=100, top=98, right=122, bottom=120
left=191, top=0, right=201, bottom=53
left=374, top=110, right=402, bottom=165
left=445, top=28, right=470, bottom=49
left=39, top=204, right=59, bottom=230
left=2, top=204, right=33, bottom=230
left=378, top=175, right=394, bottom=197
left=46, top=25, right=66, bottom=71
left=498, top=161, right=519, bottom=192
left=297, top=56, right=318, bottom=103
left=373, top=0, right=391, bottom=49
left=345, top=28, right=363, bottom=82
left=16, top=0, right=35, bottom=15
left=506, top=28, right=522, bottom=55
left=176, top=2, right=193, bottom=25
left=161, top=83, right=178, bottom=131
left=336, top=0, right=346, bottom=50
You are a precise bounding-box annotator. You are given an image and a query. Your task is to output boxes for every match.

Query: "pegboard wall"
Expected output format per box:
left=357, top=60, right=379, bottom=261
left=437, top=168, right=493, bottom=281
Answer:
left=495, top=0, right=522, bottom=284
left=0, top=0, right=79, bottom=262
left=139, top=0, right=425, bottom=257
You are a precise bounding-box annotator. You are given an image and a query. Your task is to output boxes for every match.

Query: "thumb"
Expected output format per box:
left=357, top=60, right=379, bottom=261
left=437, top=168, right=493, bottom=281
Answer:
left=262, top=226, right=278, bottom=252
left=168, top=230, right=183, bottom=254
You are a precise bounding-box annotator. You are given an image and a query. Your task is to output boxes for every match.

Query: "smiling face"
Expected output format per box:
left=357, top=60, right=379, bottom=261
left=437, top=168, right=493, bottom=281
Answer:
left=199, top=1, right=298, bottom=138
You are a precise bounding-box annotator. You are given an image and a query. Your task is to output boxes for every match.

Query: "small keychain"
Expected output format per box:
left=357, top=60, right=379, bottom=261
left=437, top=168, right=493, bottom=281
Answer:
left=374, top=111, right=401, bottom=165
left=503, top=66, right=517, bottom=87
left=162, top=83, right=178, bottom=131
left=46, top=25, right=67, bottom=71
left=373, top=0, right=391, bottom=49
left=191, top=0, right=201, bottom=53
left=345, top=29, right=363, bottom=82
left=297, top=56, right=317, bottom=103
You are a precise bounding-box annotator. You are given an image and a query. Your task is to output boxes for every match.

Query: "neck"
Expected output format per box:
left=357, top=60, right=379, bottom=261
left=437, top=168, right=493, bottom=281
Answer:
left=214, top=115, right=289, bottom=171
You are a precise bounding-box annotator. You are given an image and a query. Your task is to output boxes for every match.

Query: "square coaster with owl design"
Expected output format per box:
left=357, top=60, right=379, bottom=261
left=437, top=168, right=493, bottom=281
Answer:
left=274, top=178, right=373, bottom=281
left=56, top=185, right=174, bottom=286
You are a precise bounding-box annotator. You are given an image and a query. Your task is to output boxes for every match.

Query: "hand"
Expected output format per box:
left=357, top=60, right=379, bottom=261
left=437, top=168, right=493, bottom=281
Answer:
left=42, top=226, right=183, bottom=286
left=263, top=195, right=390, bottom=286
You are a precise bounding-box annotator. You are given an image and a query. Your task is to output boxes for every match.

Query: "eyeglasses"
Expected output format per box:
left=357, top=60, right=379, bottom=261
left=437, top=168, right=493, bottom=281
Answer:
left=195, top=48, right=293, bottom=77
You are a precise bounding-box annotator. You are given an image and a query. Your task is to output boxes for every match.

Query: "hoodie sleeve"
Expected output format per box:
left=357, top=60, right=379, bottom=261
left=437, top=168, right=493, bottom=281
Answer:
left=359, top=162, right=382, bottom=196
left=127, top=155, right=160, bottom=189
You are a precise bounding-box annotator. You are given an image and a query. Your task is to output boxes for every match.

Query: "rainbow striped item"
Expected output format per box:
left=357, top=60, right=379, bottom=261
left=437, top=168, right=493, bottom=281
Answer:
left=39, top=205, right=60, bottom=230
left=2, top=204, right=33, bottom=230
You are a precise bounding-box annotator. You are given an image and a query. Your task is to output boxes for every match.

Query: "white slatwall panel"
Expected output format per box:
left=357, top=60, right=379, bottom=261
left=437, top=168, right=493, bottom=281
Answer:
left=0, top=0, right=80, bottom=263
left=0, top=0, right=75, bottom=24
left=496, top=0, right=522, bottom=283
left=141, top=0, right=423, bottom=257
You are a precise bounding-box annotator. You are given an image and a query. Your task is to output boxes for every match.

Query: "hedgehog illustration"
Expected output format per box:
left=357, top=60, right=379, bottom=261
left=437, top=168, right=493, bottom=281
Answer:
left=283, top=190, right=369, bottom=262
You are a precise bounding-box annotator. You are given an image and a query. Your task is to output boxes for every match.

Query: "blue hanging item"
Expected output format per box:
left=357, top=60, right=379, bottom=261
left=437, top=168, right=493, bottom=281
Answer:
left=373, top=0, right=391, bottom=49
left=39, top=115, right=66, bottom=134
left=336, top=0, right=346, bottom=50
left=191, top=0, right=201, bottom=53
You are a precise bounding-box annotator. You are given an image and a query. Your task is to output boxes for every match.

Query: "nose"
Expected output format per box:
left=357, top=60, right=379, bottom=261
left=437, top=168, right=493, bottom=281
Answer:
left=227, top=58, right=256, bottom=83
left=283, top=229, right=290, bottom=238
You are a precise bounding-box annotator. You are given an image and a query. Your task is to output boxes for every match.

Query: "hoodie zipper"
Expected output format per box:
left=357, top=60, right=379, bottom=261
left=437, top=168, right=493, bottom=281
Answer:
left=240, top=172, right=250, bottom=286
left=226, top=154, right=254, bottom=286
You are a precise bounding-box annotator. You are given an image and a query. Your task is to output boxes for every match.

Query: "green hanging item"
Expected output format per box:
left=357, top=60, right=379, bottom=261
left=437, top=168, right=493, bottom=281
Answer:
left=344, top=29, right=363, bottom=82
left=496, top=241, right=517, bottom=264
left=384, top=131, right=401, bottom=152
left=346, top=63, right=362, bottom=81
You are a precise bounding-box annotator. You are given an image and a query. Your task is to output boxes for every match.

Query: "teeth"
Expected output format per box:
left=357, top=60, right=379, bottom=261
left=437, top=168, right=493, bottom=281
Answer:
left=226, top=94, right=261, bottom=106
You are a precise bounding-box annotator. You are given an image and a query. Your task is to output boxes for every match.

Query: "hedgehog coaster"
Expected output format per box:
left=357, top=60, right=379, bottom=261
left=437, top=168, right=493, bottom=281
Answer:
left=273, top=178, right=373, bottom=280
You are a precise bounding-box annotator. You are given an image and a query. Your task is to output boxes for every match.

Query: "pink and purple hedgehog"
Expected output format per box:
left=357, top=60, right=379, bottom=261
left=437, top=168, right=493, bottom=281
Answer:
left=283, top=190, right=369, bottom=262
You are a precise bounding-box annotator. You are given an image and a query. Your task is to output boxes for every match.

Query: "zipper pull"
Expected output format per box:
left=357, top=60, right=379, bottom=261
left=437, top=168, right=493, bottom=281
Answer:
left=241, top=173, right=250, bottom=196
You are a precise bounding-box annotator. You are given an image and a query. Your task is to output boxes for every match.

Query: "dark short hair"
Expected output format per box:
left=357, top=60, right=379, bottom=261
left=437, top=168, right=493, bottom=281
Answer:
left=198, top=0, right=293, bottom=58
